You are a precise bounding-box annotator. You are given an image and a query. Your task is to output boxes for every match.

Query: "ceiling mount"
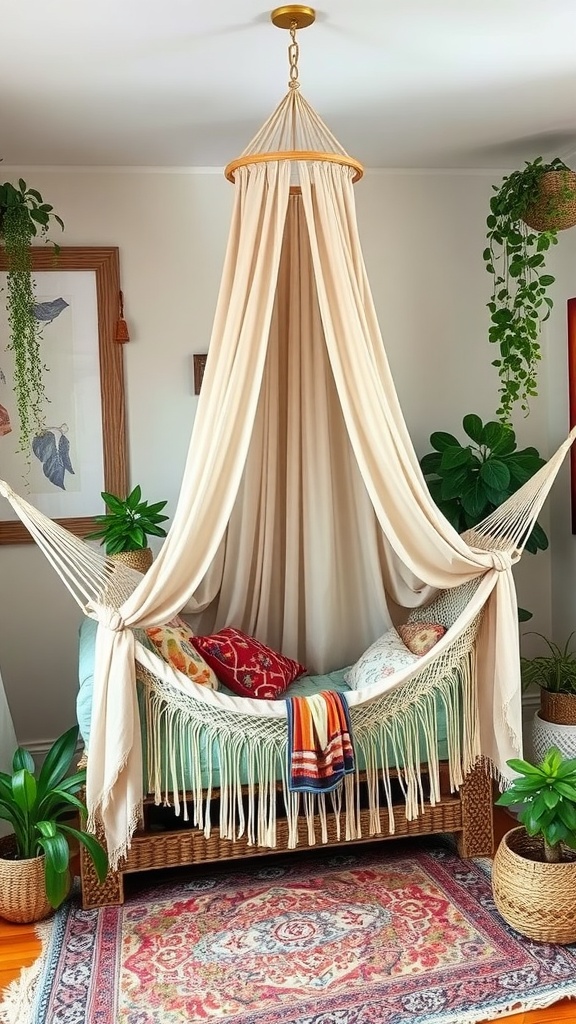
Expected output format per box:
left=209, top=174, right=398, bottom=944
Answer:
left=271, top=5, right=316, bottom=30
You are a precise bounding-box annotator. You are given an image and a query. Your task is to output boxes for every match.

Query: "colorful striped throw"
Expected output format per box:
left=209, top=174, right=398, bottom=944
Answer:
left=286, top=690, right=355, bottom=793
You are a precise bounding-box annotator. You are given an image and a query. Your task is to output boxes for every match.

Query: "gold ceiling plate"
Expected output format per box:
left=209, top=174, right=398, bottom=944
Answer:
left=271, top=5, right=316, bottom=30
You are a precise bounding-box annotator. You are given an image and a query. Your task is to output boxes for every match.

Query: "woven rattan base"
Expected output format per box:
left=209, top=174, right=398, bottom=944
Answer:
left=80, top=762, right=494, bottom=909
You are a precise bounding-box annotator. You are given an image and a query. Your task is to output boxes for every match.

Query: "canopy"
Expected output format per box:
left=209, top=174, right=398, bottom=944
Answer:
left=1, top=77, right=574, bottom=869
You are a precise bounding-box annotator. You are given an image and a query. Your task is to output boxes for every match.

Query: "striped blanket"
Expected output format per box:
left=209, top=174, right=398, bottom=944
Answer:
left=286, top=690, right=355, bottom=793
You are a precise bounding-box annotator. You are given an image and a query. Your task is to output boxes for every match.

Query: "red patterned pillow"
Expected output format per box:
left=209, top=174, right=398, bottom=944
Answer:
left=191, top=627, right=306, bottom=699
left=398, top=622, right=446, bottom=656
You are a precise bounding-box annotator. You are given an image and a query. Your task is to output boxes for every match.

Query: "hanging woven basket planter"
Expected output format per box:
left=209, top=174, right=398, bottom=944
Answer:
left=492, top=827, right=576, bottom=944
left=522, top=169, right=576, bottom=232
left=0, top=834, right=54, bottom=924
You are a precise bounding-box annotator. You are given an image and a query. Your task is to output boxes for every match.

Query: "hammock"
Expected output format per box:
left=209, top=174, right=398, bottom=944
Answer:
left=1, top=42, right=575, bottom=869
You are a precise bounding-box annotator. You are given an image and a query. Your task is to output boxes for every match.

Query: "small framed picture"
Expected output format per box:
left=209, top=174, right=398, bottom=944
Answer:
left=193, top=353, right=208, bottom=395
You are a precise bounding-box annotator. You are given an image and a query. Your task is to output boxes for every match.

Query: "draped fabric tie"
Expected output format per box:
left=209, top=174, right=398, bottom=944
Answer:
left=471, top=549, right=516, bottom=573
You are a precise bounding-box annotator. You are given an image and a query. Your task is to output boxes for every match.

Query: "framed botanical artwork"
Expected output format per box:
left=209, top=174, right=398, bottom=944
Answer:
left=0, top=247, right=127, bottom=544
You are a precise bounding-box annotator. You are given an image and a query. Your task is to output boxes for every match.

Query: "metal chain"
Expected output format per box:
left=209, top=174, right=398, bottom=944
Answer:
left=288, top=21, right=300, bottom=90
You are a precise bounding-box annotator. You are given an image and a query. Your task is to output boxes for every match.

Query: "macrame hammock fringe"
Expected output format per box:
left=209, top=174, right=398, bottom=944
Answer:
left=1, top=71, right=575, bottom=867
left=1, top=431, right=573, bottom=862
left=137, top=619, right=479, bottom=849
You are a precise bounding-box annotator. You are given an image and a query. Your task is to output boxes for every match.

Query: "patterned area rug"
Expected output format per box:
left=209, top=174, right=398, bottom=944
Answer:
left=21, top=843, right=576, bottom=1023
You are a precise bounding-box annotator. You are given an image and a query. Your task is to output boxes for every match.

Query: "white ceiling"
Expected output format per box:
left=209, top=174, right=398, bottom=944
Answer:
left=2, top=0, right=576, bottom=170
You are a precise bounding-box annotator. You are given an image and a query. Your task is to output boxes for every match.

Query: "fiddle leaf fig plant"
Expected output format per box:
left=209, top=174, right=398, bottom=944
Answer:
left=484, top=157, right=576, bottom=424
left=0, top=178, right=64, bottom=454
left=420, top=414, right=547, bottom=551
left=420, top=415, right=547, bottom=618
left=496, top=746, right=576, bottom=863
left=86, top=485, right=169, bottom=554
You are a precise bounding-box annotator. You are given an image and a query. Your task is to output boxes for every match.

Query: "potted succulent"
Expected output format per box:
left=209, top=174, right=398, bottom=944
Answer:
left=484, top=157, right=576, bottom=424
left=521, top=633, right=576, bottom=762
left=0, top=725, right=108, bottom=923
left=86, top=484, right=169, bottom=573
left=0, top=178, right=64, bottom=454
left=419, top=413, right=547, bottom=619
left=492, top=747, right=576, bottom=943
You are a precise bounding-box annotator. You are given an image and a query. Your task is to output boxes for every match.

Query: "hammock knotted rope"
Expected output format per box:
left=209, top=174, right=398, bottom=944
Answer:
left=1, top=426, right=574, bottom=862
left=1, top=429, right=573, bottom=620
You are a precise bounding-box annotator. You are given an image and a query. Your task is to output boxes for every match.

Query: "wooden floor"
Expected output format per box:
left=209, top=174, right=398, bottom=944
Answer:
left=1, top=816, right=576, bottom=1022
left=0, top=919, right=43, bottom=991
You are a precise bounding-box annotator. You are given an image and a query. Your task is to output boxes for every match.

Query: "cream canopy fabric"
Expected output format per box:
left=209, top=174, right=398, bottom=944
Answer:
left=1, top=96, right=575, bottom=869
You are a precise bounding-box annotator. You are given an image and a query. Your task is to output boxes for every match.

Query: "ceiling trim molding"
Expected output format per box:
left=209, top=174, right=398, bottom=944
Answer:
left=0, top=164, right=514, bottom=176
left=0, top=165, right=226, bottom=175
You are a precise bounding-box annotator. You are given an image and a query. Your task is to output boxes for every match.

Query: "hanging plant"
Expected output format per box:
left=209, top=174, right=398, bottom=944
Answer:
left=484, top=157, right=576, bottom=424
left=0, top=178, right=64, bottom=454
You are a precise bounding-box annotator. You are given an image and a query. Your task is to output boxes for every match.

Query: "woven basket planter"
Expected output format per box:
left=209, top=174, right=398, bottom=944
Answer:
left=522, top=169, right=576, bottom=232
left=110, top=547, right=153, bottom=574
left=0, top=834, right=53, bottom=924
left=540, top=689, right=576, bottom=726
left=492, top=827, right=576, bottom=944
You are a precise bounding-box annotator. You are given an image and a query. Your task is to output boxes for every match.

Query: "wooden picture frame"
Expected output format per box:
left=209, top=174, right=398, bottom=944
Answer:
left=193, top=353, right=208, bottom=395
left=568, top=298, right=576, bottom=534
left=0, top=246, right=127, bottom=544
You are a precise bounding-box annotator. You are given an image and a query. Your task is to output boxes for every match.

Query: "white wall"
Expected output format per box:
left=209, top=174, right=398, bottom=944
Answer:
left=546, top=227, right=576, bottom=646
left=0, top=167, right=558, bottom=747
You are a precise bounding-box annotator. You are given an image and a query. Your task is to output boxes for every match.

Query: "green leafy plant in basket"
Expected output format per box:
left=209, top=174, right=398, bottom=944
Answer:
left=493, top=747, right=576, bottom=943
left=521, top=633, right=576, bottom=750
left=484, top=156, right=576, bottom=424
left=419, top=414, right=547, bottom=620
left=86, top=484, right=169, bottom=555
left=0, top=178, right=64, bottom=453
left=0, top=725, right=108, bottom=910
left=495, top=746, right=576, bottom=863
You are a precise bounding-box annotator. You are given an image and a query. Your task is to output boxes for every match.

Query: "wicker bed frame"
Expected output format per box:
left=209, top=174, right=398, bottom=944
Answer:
left=79, top=759, right=494, bottom=908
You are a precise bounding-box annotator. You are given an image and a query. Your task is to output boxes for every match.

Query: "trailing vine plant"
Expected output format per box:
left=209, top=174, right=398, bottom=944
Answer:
left=484, top=157, right=576, bottom=424
left=0, top=178, right=64, bottom=455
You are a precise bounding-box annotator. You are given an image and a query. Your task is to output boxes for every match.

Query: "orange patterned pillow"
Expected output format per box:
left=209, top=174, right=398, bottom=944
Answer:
left=398, top=622, right=446, bottom=656
left=146, top=622, right=219, bottom=689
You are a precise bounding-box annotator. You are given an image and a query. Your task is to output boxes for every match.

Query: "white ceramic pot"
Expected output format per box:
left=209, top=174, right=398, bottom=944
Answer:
left=532, top=711, right=576, bottom=763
